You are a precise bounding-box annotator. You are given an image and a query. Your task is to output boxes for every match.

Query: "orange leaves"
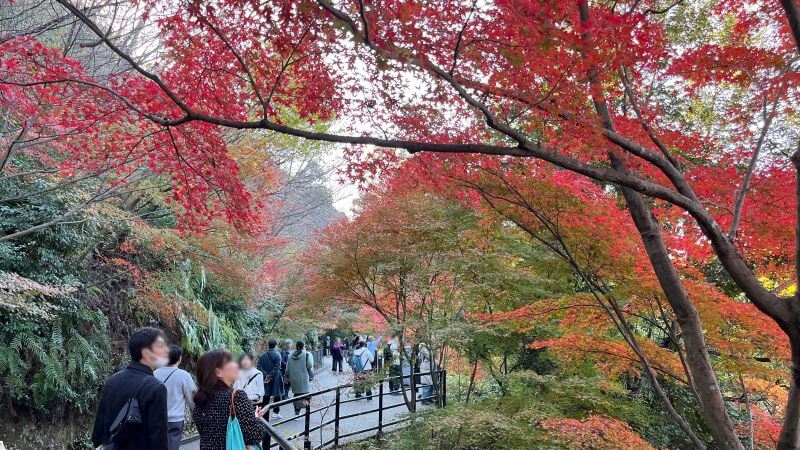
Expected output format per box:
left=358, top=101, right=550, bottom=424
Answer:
left=302, top=191, right=474, bottom=336
left=541, top=414, right=655, bottom=450
left=686, top=278, right=790, bottom=365
left=530, top=333, right=684, bottom=381
left=750, top=406, right=783, bottom=447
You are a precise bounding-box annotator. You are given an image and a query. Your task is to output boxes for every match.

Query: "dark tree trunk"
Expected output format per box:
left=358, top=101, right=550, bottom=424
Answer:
left=613, top=156, right=743, bottom=450
left=778, top=149, right=800, bottom=450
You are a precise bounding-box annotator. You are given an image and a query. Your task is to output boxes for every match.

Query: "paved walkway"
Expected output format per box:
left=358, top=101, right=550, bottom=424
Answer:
left=182, top=356, right=429, bottom=449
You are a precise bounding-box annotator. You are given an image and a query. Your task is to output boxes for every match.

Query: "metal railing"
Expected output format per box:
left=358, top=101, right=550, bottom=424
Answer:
left=262, top=369, right=447, bottom=450
left=260, top=419, right=294, bottom=450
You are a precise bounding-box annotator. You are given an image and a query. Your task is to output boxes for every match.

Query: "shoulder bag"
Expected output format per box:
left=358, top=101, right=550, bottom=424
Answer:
left=226, top=389, right=247, bottom=450
left=108, top=373, right=150, bottom=444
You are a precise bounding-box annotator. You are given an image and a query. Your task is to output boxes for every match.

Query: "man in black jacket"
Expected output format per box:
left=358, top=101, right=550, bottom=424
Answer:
left=92, top=327, right=170, bottom=450
left=257, top=339, right=284, bottom=419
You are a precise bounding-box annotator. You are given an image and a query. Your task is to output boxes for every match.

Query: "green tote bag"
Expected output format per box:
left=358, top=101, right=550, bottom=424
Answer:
left=226, top=389, right=247, bottom=450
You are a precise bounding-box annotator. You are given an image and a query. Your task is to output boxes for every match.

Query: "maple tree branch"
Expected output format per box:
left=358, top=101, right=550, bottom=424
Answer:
left=0, top=125, right=29, bottom=174
left=729, top=90, right=782, bottom=239
left=556, top=344, right=688, bottom=386
left=580, top=4, right=788, bottom=335
left=465, top=169, right=702, bottom=446
left=55, top=0, right=701, bottom=216
left=0, top=78, right=164, bottom=124
left=0, top=153, right=149, bottom=205
left=620, top=70, right=682, bottom=170
left=453, top=76, right=702, bottom=204
left=196, top=15, right=269, bottom=117
left=578, top=3, right=740, bottom=448
left=356, top=0, right=370, bottom=43
left=0, top=168, right=60, bottom=182
left=314, top=0, right=712, bottom=217
left=53, top=0, right=196, bottom=116
left=264, top=26, right=312, bottom=111
left=0, top=177, right=126, bottom=243
left=651, top=295, right=698, bottom=397
left=449, top=0, right=477, bottom=75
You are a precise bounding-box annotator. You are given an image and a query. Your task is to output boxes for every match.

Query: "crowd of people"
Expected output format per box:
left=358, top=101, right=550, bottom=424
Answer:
left=90, top=328, right=316, bottom=450
left=329, top=333, right=438, bottom=404
left=90, top=328, right=439, bottom=450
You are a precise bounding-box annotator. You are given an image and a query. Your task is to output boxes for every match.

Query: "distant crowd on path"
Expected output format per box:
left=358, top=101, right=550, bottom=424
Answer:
left=329, top=333, right=438, bottom=402
left=91, top=327, right=316, bottom=450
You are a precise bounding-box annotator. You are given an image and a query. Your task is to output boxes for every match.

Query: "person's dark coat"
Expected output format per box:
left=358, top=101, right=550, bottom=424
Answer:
left=331, top=342, right=343, bottom=360
left=193, top=388, right=266, bottom=450
left=91, top=362, right=168, bottom=450
left=280, top=349, right=290, bottom=375
left=257, top=349, right=284, bottom=398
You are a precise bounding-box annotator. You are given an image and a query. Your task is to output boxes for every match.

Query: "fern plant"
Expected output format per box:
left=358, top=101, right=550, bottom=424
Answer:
left=0, top=295, right=110, bottom=415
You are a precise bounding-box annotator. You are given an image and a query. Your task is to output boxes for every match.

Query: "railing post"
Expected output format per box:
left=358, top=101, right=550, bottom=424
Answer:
left=410, top=361, right=417, bottom=413
left=334, top=387, right=341, bottom=447
left=378, top=381, right=384, bottom=435
left=435, top=369, right=442, bottom=408
left=442, top=369, right=447, bottom=407
left=263, top=406, right=271, bottom=449
left=304, top=395, right=312, bottom=450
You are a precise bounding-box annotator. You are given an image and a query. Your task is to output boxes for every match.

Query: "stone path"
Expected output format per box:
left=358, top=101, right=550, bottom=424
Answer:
left=181, top=356, right=430, bottom=449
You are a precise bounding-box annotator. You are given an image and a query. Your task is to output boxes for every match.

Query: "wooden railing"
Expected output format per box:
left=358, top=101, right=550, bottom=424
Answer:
left=262, top=369, right=447, bottom=450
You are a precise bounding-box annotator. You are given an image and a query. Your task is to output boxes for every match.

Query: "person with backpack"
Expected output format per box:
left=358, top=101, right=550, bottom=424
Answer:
left=351, top=341, right=375, bottom=400
left=91, top=327, right=170, bottom=450
left=234, top=353, right=264, bottom=405
left=285, top=341, right=314, bottom=417
left=193, top=349, right=266, bottom=450
left=154, top=345, right=196, bottom=450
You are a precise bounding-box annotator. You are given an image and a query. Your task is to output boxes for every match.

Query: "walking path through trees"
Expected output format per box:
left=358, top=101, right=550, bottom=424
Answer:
left=181, top=356, right=435, bottom=449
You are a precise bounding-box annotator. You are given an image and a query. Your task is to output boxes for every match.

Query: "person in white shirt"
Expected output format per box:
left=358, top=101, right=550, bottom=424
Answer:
left=234, top=353, right=265, bottom=405
left=154, top=345, right=196, bottom=450
left=352, top=341, right=375, bottom=400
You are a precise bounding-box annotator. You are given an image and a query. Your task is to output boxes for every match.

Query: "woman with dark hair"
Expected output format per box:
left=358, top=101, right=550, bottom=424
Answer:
left=193, top=349, right=267, bottom=449
left=234, top=353, right=264, bottom=405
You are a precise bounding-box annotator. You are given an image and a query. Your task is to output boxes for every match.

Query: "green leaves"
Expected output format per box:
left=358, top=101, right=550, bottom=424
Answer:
left=0, top=304, right=109, bottom=414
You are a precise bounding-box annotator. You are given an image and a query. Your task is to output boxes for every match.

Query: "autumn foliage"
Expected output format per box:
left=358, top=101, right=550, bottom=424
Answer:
left=5, top=0, right=800, bottom=447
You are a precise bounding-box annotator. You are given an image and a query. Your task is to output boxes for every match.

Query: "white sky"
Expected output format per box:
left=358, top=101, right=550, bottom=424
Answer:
left=324, top=150, right=360, bottom=217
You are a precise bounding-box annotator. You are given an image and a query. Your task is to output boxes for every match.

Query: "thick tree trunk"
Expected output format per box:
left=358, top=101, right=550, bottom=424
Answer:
left=778, top=150, right=800, bottom=450
left=613, top=157, right=743, bottom=450
left=779, top=351, right=800, bottom=450
left=608, top=297, right=707, bottom=449
left=779, top=343, right=800, bottom=449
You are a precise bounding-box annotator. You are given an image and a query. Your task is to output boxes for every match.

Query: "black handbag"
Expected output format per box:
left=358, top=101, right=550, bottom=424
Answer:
left=109, top=398, right=142, bottom=443
left=108, top=375, right=148, bottom=443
